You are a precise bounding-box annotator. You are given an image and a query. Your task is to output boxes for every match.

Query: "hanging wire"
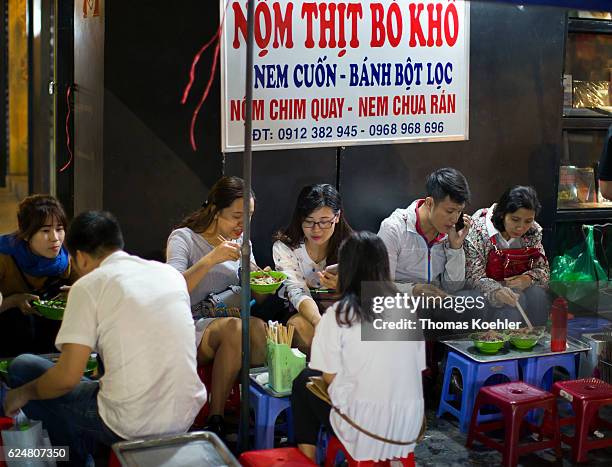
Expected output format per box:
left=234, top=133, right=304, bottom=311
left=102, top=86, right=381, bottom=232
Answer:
left=59, top=85, right=73, bottom=172
left=181, top=0, right=230, bottom=151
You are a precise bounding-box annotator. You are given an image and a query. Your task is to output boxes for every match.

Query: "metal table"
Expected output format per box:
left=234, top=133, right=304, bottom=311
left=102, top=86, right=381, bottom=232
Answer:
left=249, top=366, right=291, bottom=397
left=442, top=334, right=591, bottom=363
left=112, top=431, right=239, bottom=467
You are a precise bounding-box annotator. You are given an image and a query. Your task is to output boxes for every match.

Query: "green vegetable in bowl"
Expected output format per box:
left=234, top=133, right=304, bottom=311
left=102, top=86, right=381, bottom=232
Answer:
left=249, top=271, right=287, bottom=294
left=32, top=299, right=66, bottom=320
left=507, top=326, right=545, bottom=350
left=470, top=330, right=508, bottom=354
left=0, top=360, right=9, bottom=378
left=472, top=330, right=507, bottom=342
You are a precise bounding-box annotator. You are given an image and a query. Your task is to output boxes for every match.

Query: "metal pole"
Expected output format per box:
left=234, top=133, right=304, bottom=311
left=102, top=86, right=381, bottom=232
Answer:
left=238, top=0, right=255, bottom=453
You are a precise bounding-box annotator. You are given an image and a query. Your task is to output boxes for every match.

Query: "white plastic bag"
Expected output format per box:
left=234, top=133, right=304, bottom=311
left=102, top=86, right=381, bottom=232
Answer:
left=1, top=418, right=46, bottom=467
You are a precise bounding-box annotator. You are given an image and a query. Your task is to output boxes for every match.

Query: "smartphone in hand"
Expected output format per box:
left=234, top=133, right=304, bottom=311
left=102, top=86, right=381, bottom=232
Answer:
left=455, top=213, right=465, bottom=232
left=325, top=263, right=338, bottom=274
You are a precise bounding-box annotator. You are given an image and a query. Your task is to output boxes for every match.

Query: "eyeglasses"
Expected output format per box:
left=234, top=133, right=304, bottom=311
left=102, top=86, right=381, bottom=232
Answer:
left=302, top=216, right=338, bottom=229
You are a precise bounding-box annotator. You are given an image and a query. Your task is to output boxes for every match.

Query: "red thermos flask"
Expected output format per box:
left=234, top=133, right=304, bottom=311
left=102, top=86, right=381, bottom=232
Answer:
left=551, top=297, right=568, bottom=352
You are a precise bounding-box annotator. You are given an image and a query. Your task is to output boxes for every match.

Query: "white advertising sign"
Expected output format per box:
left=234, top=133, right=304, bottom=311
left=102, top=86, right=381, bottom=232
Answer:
left=221, top=0, right=470, bottom=152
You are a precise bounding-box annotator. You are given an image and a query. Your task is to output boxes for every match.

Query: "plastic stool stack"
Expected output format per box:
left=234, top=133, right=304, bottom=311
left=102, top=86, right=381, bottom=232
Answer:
left=437, top=351, right=519, bottom=432
left=466, top=382, right=561, bottom=467
left=553, top=378, right=612, bottom=463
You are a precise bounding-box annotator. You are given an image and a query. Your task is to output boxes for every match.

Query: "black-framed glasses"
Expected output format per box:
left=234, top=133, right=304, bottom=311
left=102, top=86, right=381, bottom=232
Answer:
left=302, top=215, right=338, bottom=229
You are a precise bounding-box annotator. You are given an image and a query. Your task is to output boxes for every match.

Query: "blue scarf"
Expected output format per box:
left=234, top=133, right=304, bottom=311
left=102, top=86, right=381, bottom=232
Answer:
left=0, top=234, right=69, bottom=277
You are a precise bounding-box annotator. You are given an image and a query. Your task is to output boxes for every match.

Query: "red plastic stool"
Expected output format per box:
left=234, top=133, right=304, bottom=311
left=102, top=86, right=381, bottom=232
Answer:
left=553, top=378, right=612, bottom=463
left=108, top=449, right=121, bottom=467
left=0, top=417, right=14, bottom=467
left=193, top=364, right=241, bottom=427
left=466, top=382, right=561, bottom=467
left=325, top=435, right=415, bottom=467
left=239, top=447, right=316, bottom=466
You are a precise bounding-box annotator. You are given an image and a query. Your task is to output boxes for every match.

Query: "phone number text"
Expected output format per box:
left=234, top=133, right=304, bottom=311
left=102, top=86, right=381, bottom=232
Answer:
left=253, top=122, right=445, bottom=142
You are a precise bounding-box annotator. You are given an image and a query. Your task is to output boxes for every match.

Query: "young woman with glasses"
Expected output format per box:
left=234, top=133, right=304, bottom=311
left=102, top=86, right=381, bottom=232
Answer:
left=273, top=184, right=353, bottom=352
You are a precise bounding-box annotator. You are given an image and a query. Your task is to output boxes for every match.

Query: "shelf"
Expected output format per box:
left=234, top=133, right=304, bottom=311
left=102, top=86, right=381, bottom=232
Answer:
left=568, top=18, right=612, bottom=34
left=563, top=116, right=612, bottom=130
left=555, top=209, right=612, bottom=222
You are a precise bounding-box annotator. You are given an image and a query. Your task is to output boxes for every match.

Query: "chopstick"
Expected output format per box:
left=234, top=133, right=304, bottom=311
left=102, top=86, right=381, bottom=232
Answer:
left=217, top=234, right=265, bottom=272
left=515, top=301, right=533, bottom=330
left=265, top=322, right=296, bottom=346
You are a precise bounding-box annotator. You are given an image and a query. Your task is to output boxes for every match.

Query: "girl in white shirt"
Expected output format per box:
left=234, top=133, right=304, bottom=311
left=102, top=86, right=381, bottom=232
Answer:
left=273, top=184, right=352, bottom=351
left=291, top=231, right=426, bottom=461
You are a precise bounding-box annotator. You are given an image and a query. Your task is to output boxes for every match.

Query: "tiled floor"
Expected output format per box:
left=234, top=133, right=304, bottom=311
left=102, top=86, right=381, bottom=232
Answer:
left=417, top=403, right=612, bottom=466
left=0, top=186, right=19, bottom=233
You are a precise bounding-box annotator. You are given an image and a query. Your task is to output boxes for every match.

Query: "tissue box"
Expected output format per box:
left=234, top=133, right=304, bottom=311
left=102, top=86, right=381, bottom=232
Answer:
left=267, top=341, right=306, bottom=393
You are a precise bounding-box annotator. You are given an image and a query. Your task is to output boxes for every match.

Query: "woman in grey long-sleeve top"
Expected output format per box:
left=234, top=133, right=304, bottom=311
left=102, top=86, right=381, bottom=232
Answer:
left=166, top=176, right=266, bottom=438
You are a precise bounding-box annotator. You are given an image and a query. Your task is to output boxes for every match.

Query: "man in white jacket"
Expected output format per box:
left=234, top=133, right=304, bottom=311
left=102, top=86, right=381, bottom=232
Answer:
left=378, top=168, right=472, bottom=297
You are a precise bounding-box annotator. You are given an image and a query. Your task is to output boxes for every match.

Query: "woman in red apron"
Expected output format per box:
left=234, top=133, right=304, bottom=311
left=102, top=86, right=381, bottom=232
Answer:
left=464, top=186, right=550, bottom=326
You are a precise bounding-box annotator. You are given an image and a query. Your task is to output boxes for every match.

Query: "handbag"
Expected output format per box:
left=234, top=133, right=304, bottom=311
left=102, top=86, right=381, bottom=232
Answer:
left=485, top=237, right=545, bottom=282
left=306, top=376, right=426, bottom=446
left=191, top=285, right=242, bottom=319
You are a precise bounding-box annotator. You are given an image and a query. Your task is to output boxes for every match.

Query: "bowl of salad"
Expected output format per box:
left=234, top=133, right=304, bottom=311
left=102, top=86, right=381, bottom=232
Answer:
left=250, top=271, right=287, bottom=294
left=470, top=330, right=509, bottom=354
left=32, top=299, right=66, bottom=320
left=507, top=326, right=545, bottom=350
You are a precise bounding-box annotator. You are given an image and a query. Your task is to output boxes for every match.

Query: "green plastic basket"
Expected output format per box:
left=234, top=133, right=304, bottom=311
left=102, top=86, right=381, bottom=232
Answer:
left=32, top=299, right=66, bottom=320
left=250, top=271, right=287, bottom=294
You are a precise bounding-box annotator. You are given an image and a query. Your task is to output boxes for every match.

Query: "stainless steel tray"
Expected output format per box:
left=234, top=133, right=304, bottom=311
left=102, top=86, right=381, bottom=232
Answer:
left=249, top=366, right=292, bottom=397
left=112, top=431, right=239, bottom=467
left=442, top=334, right=591, bottom=363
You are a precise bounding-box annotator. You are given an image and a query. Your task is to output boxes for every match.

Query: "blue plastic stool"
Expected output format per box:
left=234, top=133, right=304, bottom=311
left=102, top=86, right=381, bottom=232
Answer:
left=316, top=426, right=330, bottom=465
left=567, top=317, right=612, bottom=339
left=437, top=351, right=519, bottom=433
left=520, top=353, right=577, bottom=390
left=520, top=353, right=577, bottom=423
left=249, top=381, right=294, bottom=449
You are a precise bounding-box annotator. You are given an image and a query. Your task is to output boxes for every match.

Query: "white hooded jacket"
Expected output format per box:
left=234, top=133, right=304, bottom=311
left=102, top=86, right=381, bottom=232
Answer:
left=377, top=199, right=466, bottom=293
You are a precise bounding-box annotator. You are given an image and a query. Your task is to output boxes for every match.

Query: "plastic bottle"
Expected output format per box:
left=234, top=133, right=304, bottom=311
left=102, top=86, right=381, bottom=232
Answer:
left=551, top=297, right=568, bottom=352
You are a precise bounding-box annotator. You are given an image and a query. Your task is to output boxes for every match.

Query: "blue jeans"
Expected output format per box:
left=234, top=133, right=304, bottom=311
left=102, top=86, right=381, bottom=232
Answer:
left=7, top=354, right=122, bottom=466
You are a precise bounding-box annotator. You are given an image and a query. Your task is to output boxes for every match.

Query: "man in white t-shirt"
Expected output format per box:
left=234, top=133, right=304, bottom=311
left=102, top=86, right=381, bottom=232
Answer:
left=3, top=211, right=206, bottom=465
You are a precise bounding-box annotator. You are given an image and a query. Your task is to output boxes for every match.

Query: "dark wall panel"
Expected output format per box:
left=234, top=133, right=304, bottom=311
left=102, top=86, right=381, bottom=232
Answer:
left=103, top=0, right=224, bottom=259
left=30, top=0, right=52, bottom=194
left=54, top=0, right=74, bottom=217
left=225, top=149, right=338, bottom=267
left=96, top=0, right=565, bottom=262
left=0, top=0, right=7, bottom=185
left=73, top=0, right=104, bottom=212
left=340, top=2, right=565, bottom=250
left=229, top=2, right=565, bottom=260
